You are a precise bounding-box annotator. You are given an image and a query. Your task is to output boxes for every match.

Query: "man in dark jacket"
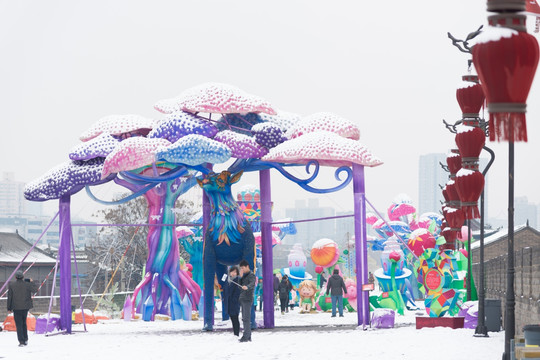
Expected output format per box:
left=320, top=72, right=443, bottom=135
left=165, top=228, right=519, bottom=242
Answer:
left=325, top=269, right=347, bottom=317
left=7, top=270, right=37, bottom=347
left=238, top=260, right=256, bottom=342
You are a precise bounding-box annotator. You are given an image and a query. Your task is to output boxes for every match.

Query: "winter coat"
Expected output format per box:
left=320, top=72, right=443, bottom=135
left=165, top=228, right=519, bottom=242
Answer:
left=326, top=274, right=347, bottom=297
left=7, top=279, right=37, bottom=311
left=278, top=279, right=292, bottom=298
left=273, top=275, right=280, bottom=293
left=239, top=271, right=256, bottom=303
left=227, top=276, right=241, bottom=316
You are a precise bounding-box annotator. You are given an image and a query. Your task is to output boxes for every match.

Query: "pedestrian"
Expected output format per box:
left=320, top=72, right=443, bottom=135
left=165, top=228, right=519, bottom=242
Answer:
left=273, top=273, right=280, bottom=306
left=278, top=275, right=292, bottom=315
left=238, top=260, right=256, bottom=342
left=325, top=269, right=347, bottom=317
left=7, top=270, right=37, bottom=347
left=320, top=271, right=327, bottom=288
left=227, top=266, right=241, bottom=336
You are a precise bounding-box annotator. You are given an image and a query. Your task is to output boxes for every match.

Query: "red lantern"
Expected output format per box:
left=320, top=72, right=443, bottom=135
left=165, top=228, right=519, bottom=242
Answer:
left=445, top=207, right=465, bottom=230
left=441, top=227, right=457, bottom=250
left=472, top=15, right=540, bottom=142
left=456, top=81, right=485, bottom=118
left=445, top=180, right=461, bottom=209
left=455, top=126, right=486, bottom=159
left=446, top=152, right=462, bottom=175
left=455, top=169, right=485, bottom=219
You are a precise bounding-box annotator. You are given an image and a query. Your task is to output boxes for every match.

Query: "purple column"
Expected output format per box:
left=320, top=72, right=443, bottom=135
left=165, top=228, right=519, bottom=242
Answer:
left=259, top=169, right=274, bottom=328
left=202, top=183, right=212, bottom=325
left=352, top=163, right=369, bottom=328
left=58, top=195, right=72, bottom=333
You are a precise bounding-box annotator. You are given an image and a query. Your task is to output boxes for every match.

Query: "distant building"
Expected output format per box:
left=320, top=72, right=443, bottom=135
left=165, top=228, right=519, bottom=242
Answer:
left=0, top=172, right=42, bottom=216
left=284, top=198, right=336, bottom=249
left=418, top=153, right=447, bottom=215
left=0, top=172, right=97, bottom=248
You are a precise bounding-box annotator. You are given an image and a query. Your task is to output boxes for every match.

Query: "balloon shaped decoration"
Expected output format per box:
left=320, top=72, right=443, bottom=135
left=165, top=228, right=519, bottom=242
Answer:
left=407, top=228, right=436, bottom=257
left=310, top=238, right=340, bottom=268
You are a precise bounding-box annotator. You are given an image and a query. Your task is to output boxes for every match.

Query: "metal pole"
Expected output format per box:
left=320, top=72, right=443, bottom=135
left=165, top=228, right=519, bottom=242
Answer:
left=352, top=163, right=369, bottom=328
left=467, top=219, right=472, bottom=301
left=259, top=169, right=274, bottom=328
left=58, top=195, right=72, bottom=334
left=503, top=140, right=515, bottom=360
left=475, top=145, right=494, bottom=337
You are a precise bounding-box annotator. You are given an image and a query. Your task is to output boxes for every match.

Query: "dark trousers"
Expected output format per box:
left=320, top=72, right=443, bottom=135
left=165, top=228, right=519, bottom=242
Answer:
left=13, top=310, right=28, bottom=344
left=279, top=296, right=288, bottom=312
left=240, top=301, right=252, bottom=340
left=230, top=314, right=240, bottom=336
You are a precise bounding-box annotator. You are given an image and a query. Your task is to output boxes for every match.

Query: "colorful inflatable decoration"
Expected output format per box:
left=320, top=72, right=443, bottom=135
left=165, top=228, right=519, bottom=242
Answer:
left=416, top=248, right=461, bottom=317
left=407, top=228, right=437, bottom=257
left=344, top=278, right=358, bottom=311
left=298, top=280, right=318, bottom=313
left=373, top=237, right=415, bottom=312
left=310, top=238, right=340, bottom=270
left=282, top=243, right=312, bottom=287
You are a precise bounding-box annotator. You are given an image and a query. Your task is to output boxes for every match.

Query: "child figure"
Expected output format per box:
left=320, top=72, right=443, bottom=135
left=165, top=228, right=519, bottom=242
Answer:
left=298, top=280, right=317, bottom=313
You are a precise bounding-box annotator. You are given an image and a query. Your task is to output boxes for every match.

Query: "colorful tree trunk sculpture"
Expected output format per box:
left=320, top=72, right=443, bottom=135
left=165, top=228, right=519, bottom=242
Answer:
left=113, top=169, right=202, bottom=321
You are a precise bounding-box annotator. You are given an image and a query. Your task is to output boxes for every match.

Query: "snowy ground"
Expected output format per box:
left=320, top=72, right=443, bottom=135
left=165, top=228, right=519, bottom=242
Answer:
left=0, top=308, right=504, bottom=360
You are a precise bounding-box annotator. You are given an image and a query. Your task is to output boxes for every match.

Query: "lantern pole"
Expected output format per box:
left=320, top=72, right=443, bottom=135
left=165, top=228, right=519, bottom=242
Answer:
left=475, top=145, right=495, bottom=337
left=503, top=139, right=515, bottom=360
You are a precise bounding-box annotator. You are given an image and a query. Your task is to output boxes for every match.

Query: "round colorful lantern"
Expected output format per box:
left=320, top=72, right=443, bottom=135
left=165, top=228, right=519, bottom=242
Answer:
left=472, top=15, right=540, bottom=142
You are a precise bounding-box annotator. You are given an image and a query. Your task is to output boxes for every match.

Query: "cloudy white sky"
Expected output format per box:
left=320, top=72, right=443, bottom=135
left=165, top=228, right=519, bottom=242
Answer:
left=1, top=1, right=539, bottom=223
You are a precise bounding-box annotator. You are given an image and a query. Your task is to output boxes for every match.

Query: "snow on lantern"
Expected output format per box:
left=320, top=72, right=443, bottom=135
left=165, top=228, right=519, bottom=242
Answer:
left=472, top=14, right=539, bottom=142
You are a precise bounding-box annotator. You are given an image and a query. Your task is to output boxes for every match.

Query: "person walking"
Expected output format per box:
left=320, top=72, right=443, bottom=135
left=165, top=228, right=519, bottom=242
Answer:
left=273, top=273, right=280, bottom=306
left=238, top=260, right=256, bottom=342
left=326, top=269, right=347, bottom=317
left=7, top=270, right=37, bottom=347
left=227, top=266, right=241, bottom=336
left=278, top=275, right=292, bottom=315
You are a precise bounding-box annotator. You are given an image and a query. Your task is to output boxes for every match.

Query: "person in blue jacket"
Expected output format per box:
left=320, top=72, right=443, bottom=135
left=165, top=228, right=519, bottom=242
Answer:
left=227, top=266, right=241, bottom=336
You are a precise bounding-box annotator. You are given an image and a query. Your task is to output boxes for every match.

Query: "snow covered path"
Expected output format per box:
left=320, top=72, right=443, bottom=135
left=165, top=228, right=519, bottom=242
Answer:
left=0, top=309, right=504, bottom=360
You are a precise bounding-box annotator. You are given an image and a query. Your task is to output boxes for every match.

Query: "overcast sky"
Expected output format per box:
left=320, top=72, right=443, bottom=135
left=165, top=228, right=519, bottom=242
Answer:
left=1, top=1, right=539, bottom=223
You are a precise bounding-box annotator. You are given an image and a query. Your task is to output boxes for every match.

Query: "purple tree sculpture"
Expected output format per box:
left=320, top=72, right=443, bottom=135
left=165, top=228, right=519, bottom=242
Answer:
left=24, top=158, right=115, bottom=333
